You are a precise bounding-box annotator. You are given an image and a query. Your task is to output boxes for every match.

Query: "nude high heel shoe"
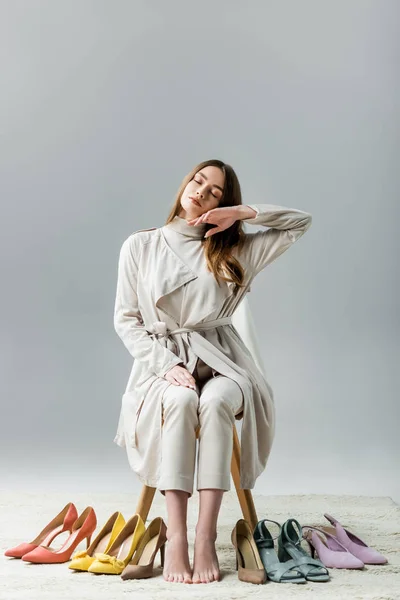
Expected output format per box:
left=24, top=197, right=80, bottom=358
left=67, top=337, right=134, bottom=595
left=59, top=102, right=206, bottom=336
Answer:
left=120, top=517, right=167, bottom=580
left=4, top=502, right=78, bottom=559
left=68, top=512, right=126, bottom=571
left=21, top=506, right=97, bottom=564
left=231, top=519, right=266, bottom=584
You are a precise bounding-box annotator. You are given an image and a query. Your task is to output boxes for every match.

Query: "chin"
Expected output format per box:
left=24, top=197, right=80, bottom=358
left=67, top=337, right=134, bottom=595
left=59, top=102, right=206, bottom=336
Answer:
left=183, top=199, right=202, bottom=216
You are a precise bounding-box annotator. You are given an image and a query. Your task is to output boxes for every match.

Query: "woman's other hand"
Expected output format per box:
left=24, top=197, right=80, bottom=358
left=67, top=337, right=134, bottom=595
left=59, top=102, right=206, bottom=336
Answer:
left=187, top=205, right=254, bottom=238
left=164, top=365, right=197, bottom=390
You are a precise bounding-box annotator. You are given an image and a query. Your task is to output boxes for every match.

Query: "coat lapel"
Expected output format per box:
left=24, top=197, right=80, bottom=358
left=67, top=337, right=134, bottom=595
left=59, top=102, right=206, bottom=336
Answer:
left=152, top=228, right=199, bottom=312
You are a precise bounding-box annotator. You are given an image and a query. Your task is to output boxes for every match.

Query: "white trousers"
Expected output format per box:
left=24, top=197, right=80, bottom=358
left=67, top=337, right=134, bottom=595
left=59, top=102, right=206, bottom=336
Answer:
left=158, top=357, right=244, bottom=498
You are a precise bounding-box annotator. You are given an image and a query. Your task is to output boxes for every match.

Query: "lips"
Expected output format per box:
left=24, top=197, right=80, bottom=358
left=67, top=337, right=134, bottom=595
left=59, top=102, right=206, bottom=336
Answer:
left=189, top=196, right=201, bottom=206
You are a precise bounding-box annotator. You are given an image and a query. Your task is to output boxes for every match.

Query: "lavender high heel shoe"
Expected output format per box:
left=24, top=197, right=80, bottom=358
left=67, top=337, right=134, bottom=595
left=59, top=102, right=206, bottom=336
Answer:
left=318, top=513, right=388, bottom=565
left=302, top=526, right=365, bottom=569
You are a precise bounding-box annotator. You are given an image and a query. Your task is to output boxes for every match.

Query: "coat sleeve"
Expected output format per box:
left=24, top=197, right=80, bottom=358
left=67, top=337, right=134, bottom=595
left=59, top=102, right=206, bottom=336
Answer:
left=113, top=236, right=184, bottom=378
left=239, top=203, right=312, bottom=276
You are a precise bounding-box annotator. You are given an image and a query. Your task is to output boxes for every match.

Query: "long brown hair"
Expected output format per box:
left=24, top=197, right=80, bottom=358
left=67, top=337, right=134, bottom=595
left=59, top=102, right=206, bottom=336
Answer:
left=165, top=159, right=248, bottom=296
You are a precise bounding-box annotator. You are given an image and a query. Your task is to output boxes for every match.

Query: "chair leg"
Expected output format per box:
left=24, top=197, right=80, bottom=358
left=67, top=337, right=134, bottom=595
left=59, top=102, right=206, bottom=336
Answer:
left=231, top=425, right=258, bottom=531
left=135, top=484, right=156, bottom=523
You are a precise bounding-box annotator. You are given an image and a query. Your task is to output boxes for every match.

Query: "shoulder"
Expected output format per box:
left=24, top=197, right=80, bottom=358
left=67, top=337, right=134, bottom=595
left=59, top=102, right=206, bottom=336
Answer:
left=119, top=227, right=160, bottom=261
left=124, top=227, right=160, bottom=247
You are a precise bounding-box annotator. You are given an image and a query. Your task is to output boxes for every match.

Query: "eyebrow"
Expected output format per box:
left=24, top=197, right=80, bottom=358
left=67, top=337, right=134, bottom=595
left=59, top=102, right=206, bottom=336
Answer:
left=198, top=171, right=224, bottom=192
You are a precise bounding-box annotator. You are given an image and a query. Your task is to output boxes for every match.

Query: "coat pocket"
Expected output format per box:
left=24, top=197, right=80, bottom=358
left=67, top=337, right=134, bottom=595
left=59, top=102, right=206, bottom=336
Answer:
left=121, top=391, right=145, bottom=449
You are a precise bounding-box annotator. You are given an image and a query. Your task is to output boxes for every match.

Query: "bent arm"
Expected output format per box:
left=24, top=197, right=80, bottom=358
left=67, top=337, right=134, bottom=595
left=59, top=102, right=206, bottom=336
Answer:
left=238, top=203, right=312, bottom=276
left=113, top=236, right=184, bottom=378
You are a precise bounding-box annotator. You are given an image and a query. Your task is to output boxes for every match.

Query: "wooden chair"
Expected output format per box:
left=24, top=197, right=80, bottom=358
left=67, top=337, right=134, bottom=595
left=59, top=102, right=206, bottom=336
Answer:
left=134, top=416, right=259, bottom=531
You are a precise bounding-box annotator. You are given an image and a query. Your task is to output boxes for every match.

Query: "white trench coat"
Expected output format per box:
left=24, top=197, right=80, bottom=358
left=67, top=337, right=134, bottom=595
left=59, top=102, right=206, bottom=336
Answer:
left=113, top=203, right=312, bottom=489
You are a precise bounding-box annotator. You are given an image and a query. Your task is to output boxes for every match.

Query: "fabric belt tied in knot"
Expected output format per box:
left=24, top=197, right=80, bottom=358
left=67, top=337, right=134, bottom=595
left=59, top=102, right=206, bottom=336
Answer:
left=146, top=316, right=233, bottom=339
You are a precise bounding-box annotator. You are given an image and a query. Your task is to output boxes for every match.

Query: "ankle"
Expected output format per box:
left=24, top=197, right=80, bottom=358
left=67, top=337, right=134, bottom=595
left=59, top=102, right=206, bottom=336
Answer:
left=194, top=527, right=217, bottom=542
left=166, top=528, right=189, bottom=542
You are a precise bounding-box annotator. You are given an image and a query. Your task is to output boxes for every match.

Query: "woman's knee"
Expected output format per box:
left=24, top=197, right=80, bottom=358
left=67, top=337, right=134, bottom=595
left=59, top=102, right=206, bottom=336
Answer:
left=162, top=385, right=199, bottom=414
left=198, top=378, right=243, bottom=416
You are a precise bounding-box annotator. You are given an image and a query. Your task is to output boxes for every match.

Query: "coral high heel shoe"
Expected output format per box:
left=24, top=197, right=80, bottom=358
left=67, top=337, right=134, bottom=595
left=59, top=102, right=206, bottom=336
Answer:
left=22, top=506, right=97, bottom=564
left=4, top=502, right=78, bottom=559
left=319, top=513, right=388, bottom=565
left=88, top=513, right=146, bottom=575
left=68, top=512, right=126, bottom=572
left=120, top=517, right=167, bottom=580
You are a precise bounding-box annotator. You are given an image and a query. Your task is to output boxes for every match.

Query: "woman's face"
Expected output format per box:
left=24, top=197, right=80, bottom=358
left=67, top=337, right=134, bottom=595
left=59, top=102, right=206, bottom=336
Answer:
left=179, top=165, right=225, bottom=219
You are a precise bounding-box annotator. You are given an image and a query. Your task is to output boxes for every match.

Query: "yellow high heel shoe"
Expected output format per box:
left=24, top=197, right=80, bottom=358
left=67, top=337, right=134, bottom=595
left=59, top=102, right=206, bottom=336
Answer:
left=68, top=511, right=126, bottom=571
left=88, top=514, right=146, bottom=575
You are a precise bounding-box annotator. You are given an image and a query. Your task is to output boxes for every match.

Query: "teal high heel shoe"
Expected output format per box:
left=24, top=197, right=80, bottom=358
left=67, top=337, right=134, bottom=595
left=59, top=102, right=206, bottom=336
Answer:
left=277, top=518, right=330, bottom=582
left=253, top=519, right=306, bottom=583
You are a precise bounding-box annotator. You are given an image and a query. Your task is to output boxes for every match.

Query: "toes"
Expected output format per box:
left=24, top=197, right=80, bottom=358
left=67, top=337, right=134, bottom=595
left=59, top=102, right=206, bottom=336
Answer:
left=192, top=572, right=199, bottom=583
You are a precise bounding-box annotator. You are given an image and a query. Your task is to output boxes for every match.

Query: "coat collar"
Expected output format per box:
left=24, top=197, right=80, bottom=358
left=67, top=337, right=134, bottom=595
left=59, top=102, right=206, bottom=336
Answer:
left=165, top=214, right=207, bottom=239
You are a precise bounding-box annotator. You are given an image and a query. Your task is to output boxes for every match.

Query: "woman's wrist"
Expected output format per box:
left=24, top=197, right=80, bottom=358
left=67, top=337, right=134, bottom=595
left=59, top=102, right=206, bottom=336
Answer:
left=235, top=205, right=257, bottom=220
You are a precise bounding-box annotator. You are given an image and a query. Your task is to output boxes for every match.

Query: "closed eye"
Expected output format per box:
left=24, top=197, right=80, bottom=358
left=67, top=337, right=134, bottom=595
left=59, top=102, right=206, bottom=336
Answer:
left=194, top=177, right=218, bottom=198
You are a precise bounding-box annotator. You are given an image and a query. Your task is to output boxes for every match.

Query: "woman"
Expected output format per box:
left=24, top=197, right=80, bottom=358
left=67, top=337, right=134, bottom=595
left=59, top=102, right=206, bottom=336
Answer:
left=113, top=159, right=312, bottom=584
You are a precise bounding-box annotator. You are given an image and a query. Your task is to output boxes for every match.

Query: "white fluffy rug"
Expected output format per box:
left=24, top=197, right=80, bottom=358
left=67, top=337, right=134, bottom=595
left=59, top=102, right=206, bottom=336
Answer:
left=1, top=491, right=399, bottom=600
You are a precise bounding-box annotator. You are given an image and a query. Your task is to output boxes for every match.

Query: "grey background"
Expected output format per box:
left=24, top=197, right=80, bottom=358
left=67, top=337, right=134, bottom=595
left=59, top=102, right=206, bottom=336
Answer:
left=1, top=0, right=399, bottom=503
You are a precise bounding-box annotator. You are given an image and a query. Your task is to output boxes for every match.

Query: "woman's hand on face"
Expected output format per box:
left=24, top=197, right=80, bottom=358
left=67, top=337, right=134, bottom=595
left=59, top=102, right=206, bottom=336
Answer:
left=187, top=206, right=241, bottom=238
left=164, top=365, right=197, bottom=390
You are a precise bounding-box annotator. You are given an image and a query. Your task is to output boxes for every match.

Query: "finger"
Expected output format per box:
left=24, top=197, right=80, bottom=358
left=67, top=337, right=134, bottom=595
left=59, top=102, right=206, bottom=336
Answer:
left=188, top=211, right=210, bottom=225
left=205, top=227, right=222, bottom=238
left=181, top=377, right=196, bottom=389
left=178, top=373, right=196, bottom=388
left=195, top=212, right=210, bottom=225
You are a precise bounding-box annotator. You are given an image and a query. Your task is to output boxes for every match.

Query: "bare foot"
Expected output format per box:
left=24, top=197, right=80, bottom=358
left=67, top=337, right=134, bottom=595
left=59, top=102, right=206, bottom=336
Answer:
left=163, top=532, right=192, bottom=584
left=192, top=532, right=220, bottom=583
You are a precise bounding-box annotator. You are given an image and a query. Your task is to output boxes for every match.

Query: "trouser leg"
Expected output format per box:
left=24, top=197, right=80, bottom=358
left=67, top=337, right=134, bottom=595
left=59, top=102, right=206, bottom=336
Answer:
left=196, top=373, right=244, bottom=492
left=195, top=358, right=244, bottom=491
left=158, top=383, right=199, bottom=498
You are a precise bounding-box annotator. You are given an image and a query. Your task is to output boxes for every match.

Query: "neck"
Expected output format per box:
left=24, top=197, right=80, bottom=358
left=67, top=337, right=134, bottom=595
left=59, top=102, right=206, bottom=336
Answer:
left=164, top=214, right=207, bottom=239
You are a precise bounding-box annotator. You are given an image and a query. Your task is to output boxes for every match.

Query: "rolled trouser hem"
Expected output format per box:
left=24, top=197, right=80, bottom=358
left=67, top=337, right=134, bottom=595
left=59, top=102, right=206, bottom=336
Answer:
left=158, top=475, right=194, bottom=498
left=197, top=473, right=231, bottom=491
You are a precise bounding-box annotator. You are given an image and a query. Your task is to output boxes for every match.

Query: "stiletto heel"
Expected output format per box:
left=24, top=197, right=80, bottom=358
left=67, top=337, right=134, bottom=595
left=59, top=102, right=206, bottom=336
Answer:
left=69, top=512, right=126, bottom=572
left=159, top=542, right=165, bottom=568
left=120, top=517, right=167, bottom=580
left=306, top=538, right=315, bottom=558
left=86, top=536, right=92, bottom=549
left=4, top=502, right=78, bottom=559
left=22, top=507, right=97, bottom=564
